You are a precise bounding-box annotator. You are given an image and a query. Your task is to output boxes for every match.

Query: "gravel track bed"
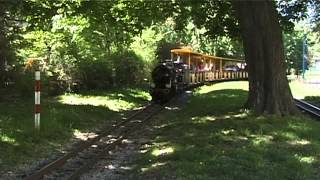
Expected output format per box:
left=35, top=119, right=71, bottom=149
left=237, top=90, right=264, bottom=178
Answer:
left=81, top=93, right=188, bottom=180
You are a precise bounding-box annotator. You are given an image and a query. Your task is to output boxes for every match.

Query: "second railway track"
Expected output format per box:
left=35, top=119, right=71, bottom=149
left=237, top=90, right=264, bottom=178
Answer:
left=294, top=98, right=320, bottom=119
left=25, top=102, right=164, bottom=180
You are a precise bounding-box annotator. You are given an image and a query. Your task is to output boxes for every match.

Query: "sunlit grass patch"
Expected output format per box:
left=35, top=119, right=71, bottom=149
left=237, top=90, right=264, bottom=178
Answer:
left=0, top=134, right=18, bottom=146
left=294, top=154, right=316, bottom=164
left=196, top=81, right=248, bottom=95
left=57, top=87, right=151, bottom=111
left=250, top=134, right=273, bottom=146
left=128, top=88, right=152, bottom=101
left=58, top=94, right=137, bottom=111
left=288, top=139, right=311, bottom=146
left=290, top=80, right=320, bottom=98
left=152, top=146, right=175, bottom=157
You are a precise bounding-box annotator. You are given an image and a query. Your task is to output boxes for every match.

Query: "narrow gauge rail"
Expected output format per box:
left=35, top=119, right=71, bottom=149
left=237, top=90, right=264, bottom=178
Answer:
left=25, top=103, right=164, bottom=180
left=294, top=98, right=320, bottom=119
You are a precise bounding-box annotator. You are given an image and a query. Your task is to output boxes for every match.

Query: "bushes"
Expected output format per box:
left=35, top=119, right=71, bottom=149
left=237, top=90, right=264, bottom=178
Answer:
left=77, top=51, right=146, bottom=90
left=112, top=51, right=146, bottom=85
left=78, top=60, right=113, bottom=90
left=0, top=69, right=35, bottom=99
left=2, top=51, right=148, bottom=97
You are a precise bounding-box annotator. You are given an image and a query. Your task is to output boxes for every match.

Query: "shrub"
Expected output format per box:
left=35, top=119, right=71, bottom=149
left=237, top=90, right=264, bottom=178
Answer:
left=78, top=59, right=113, bottom=90
left=13, top=70, right=34, bottom=98
left=111, top=51, right=146, bottom=85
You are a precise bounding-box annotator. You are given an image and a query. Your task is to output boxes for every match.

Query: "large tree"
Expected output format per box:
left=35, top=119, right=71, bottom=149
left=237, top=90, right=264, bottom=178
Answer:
left=232, top=0, right=297, bottom=115
left=169, top=0, right=311, bottom=115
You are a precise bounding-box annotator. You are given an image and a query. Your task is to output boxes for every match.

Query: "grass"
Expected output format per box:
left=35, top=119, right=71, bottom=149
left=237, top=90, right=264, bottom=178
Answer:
left=289, top=80, right=320, bottom=106
left=289, top=80, right=320, bottom=99
left=130, top=81, right=320, bottom=179
left=0, top=87, right=150, bottom=173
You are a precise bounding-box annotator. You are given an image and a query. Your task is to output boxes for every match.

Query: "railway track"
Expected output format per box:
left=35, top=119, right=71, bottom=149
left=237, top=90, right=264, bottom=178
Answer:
left=294, top=98, right=320, bottom=119
left=25, top=102, right=164, bottom=180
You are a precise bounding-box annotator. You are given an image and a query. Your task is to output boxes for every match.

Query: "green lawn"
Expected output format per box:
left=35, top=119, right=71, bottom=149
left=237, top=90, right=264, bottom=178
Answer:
left=290, top=80, right=320, bottom=99
left=131, top=81, right=320, bottom=179
left=0, top=87, right=150, bottom=173
left=289, top=80, right=320, bottom=106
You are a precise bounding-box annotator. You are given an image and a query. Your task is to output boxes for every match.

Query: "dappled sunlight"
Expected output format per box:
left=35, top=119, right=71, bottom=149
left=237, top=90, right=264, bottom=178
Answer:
left=196, top=81, right=248, bottom=95
left=164, top=106, right=180, bottom=111
left=250, top=135, right=273, bottom=146
left=191, top=116, right=216, bottom=123
left=288, top=121, right=312, bottom=132
left=128, top=89, right=152, bottom=101
left=150, top=162, right=167, bottom=168
left=57, top=94, right=137, bottom=111
left=141, top=162, right=168, bottom=172
left=217, top=112, right=249, bottom=120
left=287, top=139, right=311, bottom=146
left=105, top=164, right=116, bottom=170
left=294, top=154, right=316, bottom=164
left=190, top=112, right=249, bottom=124
left=221, top=129, right=235, bottom=135
left=72, top=129, right=98, bottom=141
left=119, top=166, right=133, bottom=170
left=151, top=146, right=174, bottom=157
left=0, top=134, right=19, bottom=146
left=276, top=131, right=299, bottom=140
left=153, top=123, right=173, bottom=129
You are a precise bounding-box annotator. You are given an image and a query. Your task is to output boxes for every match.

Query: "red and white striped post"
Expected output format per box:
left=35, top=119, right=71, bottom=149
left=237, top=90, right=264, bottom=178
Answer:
left=35, top=71, right=40, bottom=129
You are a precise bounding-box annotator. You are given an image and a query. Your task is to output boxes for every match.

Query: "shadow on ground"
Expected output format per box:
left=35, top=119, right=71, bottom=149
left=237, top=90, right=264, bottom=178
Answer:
left=129, top=89, right=320, bottom=179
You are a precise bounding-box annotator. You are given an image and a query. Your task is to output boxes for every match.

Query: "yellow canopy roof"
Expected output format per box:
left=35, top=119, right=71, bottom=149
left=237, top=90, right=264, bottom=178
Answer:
left=170, top=48, right=245, bottom=62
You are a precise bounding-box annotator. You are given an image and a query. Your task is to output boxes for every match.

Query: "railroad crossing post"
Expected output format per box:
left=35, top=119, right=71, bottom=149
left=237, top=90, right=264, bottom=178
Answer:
left=35, top=71, right=41, bottom=130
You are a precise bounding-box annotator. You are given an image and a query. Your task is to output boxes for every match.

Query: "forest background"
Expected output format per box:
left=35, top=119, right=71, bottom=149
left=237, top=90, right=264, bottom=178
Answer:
left=1, top=0, right=320, bottom=98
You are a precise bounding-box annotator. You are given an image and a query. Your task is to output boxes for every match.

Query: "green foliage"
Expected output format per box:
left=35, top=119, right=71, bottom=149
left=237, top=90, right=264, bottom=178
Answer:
left=112, top=51, right=146, bottom=85
left=0, top=0, right=317, bottom=94
left=156, top=40, right=181, bottom=61
left=13, top=71, right=34, bottom=97
left=78, top=60, right=112, bottom=90
left=283, top=22, right=320, bottom=74
left=284, top=30, right=304, bottom=74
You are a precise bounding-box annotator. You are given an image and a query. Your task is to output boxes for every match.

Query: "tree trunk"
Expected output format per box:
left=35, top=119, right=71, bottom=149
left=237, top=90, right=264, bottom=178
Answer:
left=232, top=0, right=297, bottom=116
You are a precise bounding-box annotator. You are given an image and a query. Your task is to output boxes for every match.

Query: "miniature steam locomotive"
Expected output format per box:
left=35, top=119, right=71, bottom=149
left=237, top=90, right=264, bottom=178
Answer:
left=149, top=60, right=187, bottom=103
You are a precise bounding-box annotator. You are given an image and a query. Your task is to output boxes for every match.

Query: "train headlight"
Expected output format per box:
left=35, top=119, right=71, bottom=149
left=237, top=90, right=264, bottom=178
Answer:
left=165, top=84, right=171, bottom=88
left=150, top=83, right=155, bottom=88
